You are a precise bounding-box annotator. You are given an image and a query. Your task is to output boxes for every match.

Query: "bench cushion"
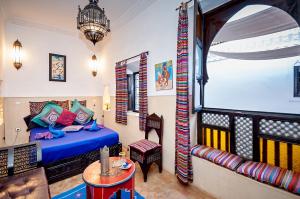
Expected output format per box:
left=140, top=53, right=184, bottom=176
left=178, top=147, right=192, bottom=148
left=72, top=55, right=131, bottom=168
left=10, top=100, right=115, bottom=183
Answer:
left=237, top=161, right=300, bottom=195
left=191, top=145, right=243, bottom=171
left=129, top=139, right=161, bottom=153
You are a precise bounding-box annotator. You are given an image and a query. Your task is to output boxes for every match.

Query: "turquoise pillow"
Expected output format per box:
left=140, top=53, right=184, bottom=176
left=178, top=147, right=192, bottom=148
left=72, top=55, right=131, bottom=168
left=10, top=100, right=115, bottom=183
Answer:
left=32, top=102, right=63, bottom=127
left=71, top=99, right=94, bottom=124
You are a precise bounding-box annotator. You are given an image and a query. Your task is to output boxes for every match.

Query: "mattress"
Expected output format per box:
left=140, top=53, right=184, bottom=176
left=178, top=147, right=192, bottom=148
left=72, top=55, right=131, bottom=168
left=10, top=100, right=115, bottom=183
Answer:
left=29, top=125, right=119, bottom=165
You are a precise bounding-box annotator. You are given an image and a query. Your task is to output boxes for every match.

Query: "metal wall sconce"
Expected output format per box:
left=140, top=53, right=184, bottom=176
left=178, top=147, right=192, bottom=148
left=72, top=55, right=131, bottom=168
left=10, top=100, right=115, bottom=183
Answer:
left=13, top=39, right=22, bottom=70
left=103, top=85, right=111, bottom=111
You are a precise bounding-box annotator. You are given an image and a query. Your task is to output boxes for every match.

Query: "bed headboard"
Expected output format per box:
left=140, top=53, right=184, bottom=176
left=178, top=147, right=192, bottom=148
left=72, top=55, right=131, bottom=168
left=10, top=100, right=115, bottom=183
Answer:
left=197, top=108, right=300, bottom=172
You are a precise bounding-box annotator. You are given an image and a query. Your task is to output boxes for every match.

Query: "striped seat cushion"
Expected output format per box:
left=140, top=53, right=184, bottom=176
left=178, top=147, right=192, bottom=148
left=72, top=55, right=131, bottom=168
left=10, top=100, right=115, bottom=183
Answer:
left=129, top=139, right=161, bottom=153
left=191, top=145, right=243, bottom=171
left=237, top=161, right=300, bottom=195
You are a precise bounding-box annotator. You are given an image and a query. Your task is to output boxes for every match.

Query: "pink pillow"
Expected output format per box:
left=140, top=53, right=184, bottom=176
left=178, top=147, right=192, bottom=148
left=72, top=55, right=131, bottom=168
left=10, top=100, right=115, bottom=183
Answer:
left=56, top=109, right=77, bottom=126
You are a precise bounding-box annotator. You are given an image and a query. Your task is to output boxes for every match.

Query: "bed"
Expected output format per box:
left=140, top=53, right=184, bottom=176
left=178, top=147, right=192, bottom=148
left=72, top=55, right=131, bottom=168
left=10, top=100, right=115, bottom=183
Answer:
left=29, top=124, right=122, bottom=184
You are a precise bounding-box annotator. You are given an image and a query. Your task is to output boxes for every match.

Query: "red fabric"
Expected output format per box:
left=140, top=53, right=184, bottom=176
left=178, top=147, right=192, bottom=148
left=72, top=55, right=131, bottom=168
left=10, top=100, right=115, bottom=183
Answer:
left=129, top=139, right=161, bottom=153
left=139, top=53, right=148, bottom=131
left=56, top=109, right=77, bottom=126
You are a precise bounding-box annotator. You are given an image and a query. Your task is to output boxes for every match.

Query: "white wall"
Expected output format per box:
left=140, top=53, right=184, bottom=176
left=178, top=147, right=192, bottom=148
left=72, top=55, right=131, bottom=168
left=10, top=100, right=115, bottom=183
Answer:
left=100, top=0, right=196, bottom=174
left=100, top=0, right=194, bottom=97
left=2, top=22, right=104, bottom=97
left=205, top=57, right=300, bottom=114
left=0, top=3, right=5, bottom=86
left=0, top=2, right=5, bottom=146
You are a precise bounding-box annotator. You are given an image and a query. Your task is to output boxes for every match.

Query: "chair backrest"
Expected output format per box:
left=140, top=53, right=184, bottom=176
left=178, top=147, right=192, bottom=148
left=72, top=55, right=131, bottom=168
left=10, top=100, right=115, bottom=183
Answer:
left=0, top=142, right=42, bottom=177
left=145, top=113, right=163, bottom=145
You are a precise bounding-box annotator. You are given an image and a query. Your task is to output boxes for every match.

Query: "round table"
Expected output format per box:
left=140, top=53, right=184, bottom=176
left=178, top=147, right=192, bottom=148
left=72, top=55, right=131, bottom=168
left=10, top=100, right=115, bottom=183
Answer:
left=82, top=157, right=136, bottom=199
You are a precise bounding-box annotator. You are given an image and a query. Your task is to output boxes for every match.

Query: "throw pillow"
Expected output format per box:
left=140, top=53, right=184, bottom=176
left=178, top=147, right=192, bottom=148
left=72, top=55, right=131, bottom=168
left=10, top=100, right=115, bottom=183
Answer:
left=56, top=109, right=77, bottom=126
left=71, top=99, right=94, bottom=125
left=23, top=114, right=40, bottom=131
left=52, top=100, right=70, bottom=110
left=29, top=101, right=48, bottom=115
left=32, top=102, right=63, bottom=127
left=71, top=99, right=87, bottom=107
left=41, top=108, right=60, bottom=125
left=74, top=108, right=92, bottom=124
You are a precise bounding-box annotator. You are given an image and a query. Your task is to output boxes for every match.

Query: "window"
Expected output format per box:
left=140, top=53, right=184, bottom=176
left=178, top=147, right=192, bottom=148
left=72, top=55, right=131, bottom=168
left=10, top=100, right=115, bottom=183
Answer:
left=204, top=5, right=300, bottom=113
left=193, top=39, right=203, bottom=111
left=134, top=73, right=140, bottom=110
left=127, top=72, right=139, bottom=112
left=295, top=64, right=300, bottom=97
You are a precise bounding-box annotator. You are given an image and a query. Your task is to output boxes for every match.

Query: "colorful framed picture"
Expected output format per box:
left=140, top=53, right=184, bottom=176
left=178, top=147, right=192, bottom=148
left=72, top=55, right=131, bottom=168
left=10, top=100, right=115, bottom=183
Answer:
left=49, top=53, right=66, bottom=82
left=155, top=60, right=173, bottom=91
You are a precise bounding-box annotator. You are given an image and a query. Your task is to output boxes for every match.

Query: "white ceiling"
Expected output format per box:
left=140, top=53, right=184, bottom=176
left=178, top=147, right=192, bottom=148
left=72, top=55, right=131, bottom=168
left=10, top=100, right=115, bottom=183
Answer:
left=0, top=0, right=157, bottom=34
left=199, top=0, right=231, bottom=13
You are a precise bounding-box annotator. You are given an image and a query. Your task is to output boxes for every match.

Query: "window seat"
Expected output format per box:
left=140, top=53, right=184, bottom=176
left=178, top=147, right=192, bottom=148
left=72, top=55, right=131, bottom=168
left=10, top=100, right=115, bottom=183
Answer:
left=191, top=145, right=243, bottom=171
left=237, top=161, right=300, bottom=195
left=191, top=145, right=300, bottom=199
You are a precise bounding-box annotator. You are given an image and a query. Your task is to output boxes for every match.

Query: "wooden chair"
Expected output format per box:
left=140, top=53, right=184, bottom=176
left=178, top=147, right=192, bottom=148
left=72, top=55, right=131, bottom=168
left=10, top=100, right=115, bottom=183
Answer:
left=129, top=113, right=163, bottom=182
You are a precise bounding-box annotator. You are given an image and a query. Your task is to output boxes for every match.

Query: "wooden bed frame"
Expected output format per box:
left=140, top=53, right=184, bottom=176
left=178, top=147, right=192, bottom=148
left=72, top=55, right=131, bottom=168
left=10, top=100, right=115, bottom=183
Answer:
left=43, top=142, right=122, bottom=184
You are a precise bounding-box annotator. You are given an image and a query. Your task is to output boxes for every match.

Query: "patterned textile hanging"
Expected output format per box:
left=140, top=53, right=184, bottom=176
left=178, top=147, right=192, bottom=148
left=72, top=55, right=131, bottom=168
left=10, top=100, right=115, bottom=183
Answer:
left=115, top=61, right=128, bottom=125
left=139, top=53, right=148, bottom=131
left=175, top=3, right=193, bottom=184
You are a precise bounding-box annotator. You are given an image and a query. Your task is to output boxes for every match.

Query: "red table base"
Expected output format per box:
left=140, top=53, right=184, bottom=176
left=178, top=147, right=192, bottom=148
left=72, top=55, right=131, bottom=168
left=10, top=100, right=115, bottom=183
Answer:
left=86, top=176, right=135, bottom=199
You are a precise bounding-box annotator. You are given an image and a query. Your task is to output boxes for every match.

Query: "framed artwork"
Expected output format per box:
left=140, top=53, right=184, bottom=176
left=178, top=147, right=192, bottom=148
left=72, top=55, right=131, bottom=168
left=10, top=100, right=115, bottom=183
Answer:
left=49, top=53, right=66, bottom=82
left=155, top=60, right=173, bottom=91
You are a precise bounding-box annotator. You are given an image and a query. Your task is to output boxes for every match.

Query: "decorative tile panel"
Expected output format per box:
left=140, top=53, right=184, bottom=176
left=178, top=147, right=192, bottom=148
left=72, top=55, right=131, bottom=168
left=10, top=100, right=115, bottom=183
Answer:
left=235, top=116, right=253, bottom=159
left=260, top=119, right=300, bottom=139
left=202, top=113, right=230, bottom=128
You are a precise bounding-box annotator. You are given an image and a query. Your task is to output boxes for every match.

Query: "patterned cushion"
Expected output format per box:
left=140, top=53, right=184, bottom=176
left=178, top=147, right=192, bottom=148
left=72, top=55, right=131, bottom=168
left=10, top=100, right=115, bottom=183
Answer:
left=191, top=145, right=243, bottom=171
left=70, top=100, right=94, bottom=125
left=41, top=108, right=60, bottom=125
left=31, top=102, right=63, bottom=127
left=237, top=161, right=300, bottom=195
left=71, top=100, right=86, bottom=107
left=129, top=139, right=161, bottom=153
left=73, top=108, right=91, bottom=124
left=214, top=151, right=243, bottom=171
left=56, top=109, right=77, bottom=126
left=29, top=101, right=48, bottom=115
left=52, top=100, right=69, bottom=110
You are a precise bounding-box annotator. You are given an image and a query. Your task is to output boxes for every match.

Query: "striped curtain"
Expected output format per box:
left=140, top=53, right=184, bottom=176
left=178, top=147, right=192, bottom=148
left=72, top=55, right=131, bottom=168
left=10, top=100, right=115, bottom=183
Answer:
left=115, top=61, right=128, bottom=125
left=175, top=3, right=193, bottom=184
left=139, top=53, right=148, bottom=131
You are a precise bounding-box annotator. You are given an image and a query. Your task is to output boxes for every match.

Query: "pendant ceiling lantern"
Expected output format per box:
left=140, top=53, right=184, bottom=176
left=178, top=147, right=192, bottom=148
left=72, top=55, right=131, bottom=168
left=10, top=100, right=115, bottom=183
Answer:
left=77, top=0, right=111, bottom=45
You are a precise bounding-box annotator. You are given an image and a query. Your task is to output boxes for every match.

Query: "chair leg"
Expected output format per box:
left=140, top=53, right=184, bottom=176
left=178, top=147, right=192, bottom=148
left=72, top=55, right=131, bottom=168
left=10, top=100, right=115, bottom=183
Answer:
left=139, top=162, right=151, bottom=182
left=159, top=158, right=162, bottom=173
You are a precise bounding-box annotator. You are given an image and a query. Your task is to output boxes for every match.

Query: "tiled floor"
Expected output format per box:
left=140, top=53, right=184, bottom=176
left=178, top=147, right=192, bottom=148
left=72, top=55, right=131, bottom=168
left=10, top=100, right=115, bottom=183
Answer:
left=50, top=164, right=215, bottom=199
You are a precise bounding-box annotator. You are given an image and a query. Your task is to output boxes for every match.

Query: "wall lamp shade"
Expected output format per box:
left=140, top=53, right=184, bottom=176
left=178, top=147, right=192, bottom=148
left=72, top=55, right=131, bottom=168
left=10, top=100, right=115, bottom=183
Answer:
left=103, top=86, right=111, bottom=111
left=13, top=39, right=22, bottom=70
left=91, top=54, right=98, bottom=77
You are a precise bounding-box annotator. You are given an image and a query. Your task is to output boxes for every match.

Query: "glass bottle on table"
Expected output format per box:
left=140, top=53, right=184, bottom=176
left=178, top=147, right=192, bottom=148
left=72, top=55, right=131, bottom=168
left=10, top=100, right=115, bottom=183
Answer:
left=119, top=151, right=126, bottom=166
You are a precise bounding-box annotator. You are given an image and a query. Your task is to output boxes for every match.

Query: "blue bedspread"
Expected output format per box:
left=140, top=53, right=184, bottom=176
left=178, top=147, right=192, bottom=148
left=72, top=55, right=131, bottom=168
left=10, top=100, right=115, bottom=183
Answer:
left=29, top=125, right=119, bottom=165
